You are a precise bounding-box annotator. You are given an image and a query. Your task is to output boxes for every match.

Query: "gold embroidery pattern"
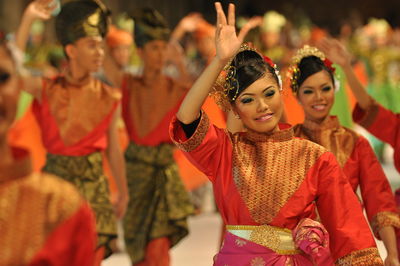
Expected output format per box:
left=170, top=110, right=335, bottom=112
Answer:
left=250, top=257, right=266, bottom=266
left=227, top=224, right=301, bottom=255
left=235, top=238, right=247, bottom=247
left=232, top=131, right=325, bottom=224
left=46, top=76, right=120, bottom=146
left=0, top=173, right=82, bottom=265
left=371, top=211, right=400, bottom=238
left=294, top=117, right=358, bottom=167
left=173, top=111, right=210, bottom=153
left=335, top=248, right=383, bottom=265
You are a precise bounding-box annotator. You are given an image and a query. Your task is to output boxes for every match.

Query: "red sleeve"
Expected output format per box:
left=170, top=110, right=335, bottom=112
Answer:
left=352, top=137, right=400, bottom=238
left=315, top=152, right=381, bottom=264
left=29, top=203, right=97, bottom=266
left=170, top=111, right=232, bottom=182
left=353, top=101, right=400, bottom=148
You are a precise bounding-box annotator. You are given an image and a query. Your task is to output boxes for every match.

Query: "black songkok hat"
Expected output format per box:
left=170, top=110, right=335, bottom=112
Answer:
left=131, top=8, right=170, bottom=48
left=55, top=0, right=110, bottom=46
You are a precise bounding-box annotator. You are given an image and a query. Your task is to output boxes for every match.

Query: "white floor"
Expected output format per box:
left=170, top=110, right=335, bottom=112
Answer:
left=103, top=159, right=400, bottom=266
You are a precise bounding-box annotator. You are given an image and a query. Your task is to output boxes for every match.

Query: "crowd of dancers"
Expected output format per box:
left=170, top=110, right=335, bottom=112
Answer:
left=2, top=0, right=400, bottom=265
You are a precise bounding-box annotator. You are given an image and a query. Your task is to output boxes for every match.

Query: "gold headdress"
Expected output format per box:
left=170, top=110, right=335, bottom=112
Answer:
left=288, top=45, right=335, bottom=93
left=55, top=0, right=110, bottom=46
left=131, top=8, right=170, bottom=48
left=210, top=43, right=281, bottom=111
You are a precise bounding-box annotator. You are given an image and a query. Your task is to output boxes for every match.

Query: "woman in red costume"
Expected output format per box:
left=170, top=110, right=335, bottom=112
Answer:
left=290, top=45, right=400, bottom=265
left=0, top=30, right=96, bottom=266
left=319, top=38, right=400, bottom=175
left=170, top=3, right=383, bottom=265
left=15, top=0, right=128, bottom=261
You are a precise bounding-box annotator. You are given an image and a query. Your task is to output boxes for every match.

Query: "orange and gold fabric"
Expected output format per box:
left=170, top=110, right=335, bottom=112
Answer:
left=170, top=111, right=382, bottom=264
left=294, top=116, right=400, bottom=238
left=0, top=147, right=96, bottom=266
left=353, top=97, right=400, bottom=173
left=32, top=75, right=121, bottom=156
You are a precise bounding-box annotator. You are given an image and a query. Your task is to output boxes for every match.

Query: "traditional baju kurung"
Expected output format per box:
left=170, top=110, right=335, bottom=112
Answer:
left=170, top=111, right=383, bottom=265
left=294, top=116, right=400, bottom=241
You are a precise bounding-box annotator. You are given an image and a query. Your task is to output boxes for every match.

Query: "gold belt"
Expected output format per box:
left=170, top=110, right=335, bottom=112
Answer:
left=226, top=225, right=302, bottom=255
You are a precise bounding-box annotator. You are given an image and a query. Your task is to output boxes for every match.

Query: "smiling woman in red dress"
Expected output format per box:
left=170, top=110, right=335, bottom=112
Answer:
left=290, top=45, right=400, bottom=265
left=170, top=3, right=383, bottom=265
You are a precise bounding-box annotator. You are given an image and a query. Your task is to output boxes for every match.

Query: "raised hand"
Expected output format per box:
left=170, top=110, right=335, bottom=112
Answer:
left=178, top=13, right=204, bottom=33
left=240, top=16, right=263, bottom=34
left=25, top=0, right=57, bottom=21
left=317, top=38, right=351, bottom=67
left=214, top=2, right=245, bottom=63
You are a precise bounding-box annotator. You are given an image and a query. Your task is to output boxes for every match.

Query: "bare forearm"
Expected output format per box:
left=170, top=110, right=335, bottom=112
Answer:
left=16, top=10, right=36, bottom=52
left=170, top=25, right=186, bottom=43
left=379, top=226, right=399, bottom=259
left=107, top=146, right=127, bottom=195
left=177, top=56, right=227, bottom=124
left=341, top=63, right=372, bottom=110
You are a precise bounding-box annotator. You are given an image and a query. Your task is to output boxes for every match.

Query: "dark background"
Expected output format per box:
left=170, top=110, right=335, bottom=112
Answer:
left=2, top=0, right=400, bottom=34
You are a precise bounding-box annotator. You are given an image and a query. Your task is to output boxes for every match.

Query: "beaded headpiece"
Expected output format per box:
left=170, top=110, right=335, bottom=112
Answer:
left=288, top=45, right=335, bottom=93
left=210, top=43, right=282, bottom=111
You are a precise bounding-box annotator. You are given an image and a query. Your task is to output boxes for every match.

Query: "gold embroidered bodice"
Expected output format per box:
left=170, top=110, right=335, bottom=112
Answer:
left=230, top=127, right=326, bottom=224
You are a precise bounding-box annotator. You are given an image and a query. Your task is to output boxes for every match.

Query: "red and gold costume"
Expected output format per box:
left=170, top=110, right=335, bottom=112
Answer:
left=353, top=98, right=400, bottom=174
left=0, top=147, right=96, bottom=266
left=170, top=111, right=382, bottom=265
left=294, top=116, right=400, bottom=239
left=31, top=75, right=120, bottom=253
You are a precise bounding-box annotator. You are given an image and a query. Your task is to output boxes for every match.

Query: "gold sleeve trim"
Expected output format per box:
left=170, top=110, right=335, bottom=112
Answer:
left=173, top=110, right=210, bottom=153
left=335, top=247, right=383, bottom=265
left=371, top=211, right=400, bottom=239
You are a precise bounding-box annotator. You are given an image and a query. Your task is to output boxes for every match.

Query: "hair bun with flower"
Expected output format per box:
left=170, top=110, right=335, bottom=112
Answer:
left=210, top=43, right=282, bottom=111
left=288, top=45, right=336, bottom=93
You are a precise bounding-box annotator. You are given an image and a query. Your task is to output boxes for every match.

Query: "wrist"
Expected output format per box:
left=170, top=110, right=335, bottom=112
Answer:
left=213, top=55, right=229, bottom=67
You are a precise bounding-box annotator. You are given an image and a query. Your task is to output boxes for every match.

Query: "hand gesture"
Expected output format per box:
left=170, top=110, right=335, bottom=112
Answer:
left=241, top=16, right=263, bottom=33
left=317, top=38, right=351, bottom=67
left=178, top=13, right=203, bottom=33
left=214, top=2, right=250, bottom=62
left=25, top=0, right=57, bottom=21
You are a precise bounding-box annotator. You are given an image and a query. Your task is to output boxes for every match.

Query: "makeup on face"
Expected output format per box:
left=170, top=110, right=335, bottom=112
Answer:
left=234, top=76, right=283, bottom=133
left=297, top=70, right=335, bottom=122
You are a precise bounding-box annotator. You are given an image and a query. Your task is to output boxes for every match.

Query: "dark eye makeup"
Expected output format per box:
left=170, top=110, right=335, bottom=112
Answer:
left=0, top=70, right=10, bottom=84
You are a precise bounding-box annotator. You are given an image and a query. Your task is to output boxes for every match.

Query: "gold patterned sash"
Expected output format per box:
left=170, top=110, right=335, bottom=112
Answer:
left=226, top=225, right=302, bottom=255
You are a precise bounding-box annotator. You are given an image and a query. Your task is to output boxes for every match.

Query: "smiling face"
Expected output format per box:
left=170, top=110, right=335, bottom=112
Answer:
left=232, top=74, right=283, bottom=133
left=0, top=45, right=19, bottom=140
left=297, top=70, right=335, bottom=122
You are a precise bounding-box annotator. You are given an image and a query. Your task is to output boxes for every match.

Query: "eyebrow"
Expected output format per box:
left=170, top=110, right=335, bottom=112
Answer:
left=240, top=86, right=275, bottom=97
